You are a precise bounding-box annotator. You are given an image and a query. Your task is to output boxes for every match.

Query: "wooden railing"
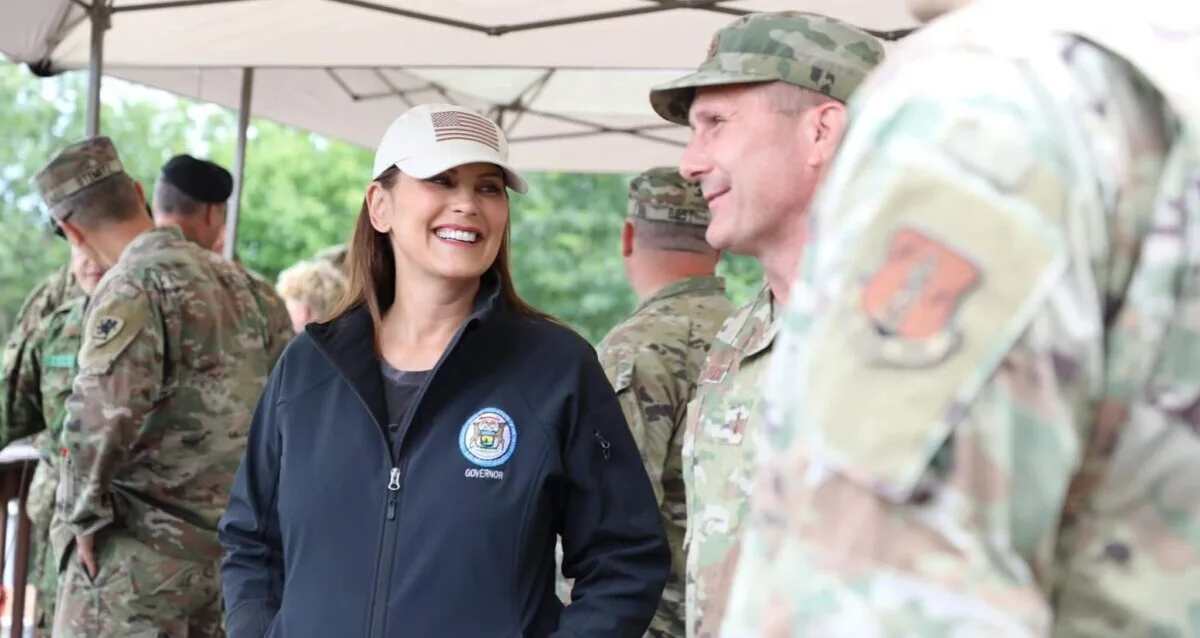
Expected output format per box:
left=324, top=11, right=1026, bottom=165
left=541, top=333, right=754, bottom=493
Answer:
left=0, top=444, right=39, bottom=638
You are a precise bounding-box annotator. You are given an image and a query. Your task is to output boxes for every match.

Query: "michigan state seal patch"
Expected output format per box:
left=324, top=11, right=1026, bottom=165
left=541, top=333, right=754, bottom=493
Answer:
left=459, top=407, right=517, bottom=468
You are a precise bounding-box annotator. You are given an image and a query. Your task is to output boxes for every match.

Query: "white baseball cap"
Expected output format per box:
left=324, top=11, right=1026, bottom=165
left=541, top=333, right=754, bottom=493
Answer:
left=371, top=103, right=528, bottom=194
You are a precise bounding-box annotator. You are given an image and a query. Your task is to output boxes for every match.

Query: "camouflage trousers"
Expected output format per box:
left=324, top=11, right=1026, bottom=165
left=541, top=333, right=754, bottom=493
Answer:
left=26, top=459, right=58, bottom=631
left=52, top=530, right=224, bottom=638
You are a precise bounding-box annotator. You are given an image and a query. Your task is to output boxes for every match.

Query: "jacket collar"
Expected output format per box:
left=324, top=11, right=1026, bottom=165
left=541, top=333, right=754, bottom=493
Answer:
left=305, top=268, right=506, bottom=426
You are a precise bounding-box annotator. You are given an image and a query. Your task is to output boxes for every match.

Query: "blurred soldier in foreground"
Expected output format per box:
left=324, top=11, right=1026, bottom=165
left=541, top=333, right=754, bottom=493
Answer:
left=0, top=242, right=106, bottom=632
left=275, top=258, right=348, bottom=333
left=152, top=153, right=295, bottom=362
left=646, top=11, right=885, bottom=636
left=721, top=0, right=1200, bottom=635
left=36, top=136, right=280, bottom=637
left=558, top=168, right=733, bottom=637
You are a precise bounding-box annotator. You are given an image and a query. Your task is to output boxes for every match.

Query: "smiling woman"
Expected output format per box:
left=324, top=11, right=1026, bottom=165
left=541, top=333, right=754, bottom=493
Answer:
left=217, top=103, right=671, bottom=638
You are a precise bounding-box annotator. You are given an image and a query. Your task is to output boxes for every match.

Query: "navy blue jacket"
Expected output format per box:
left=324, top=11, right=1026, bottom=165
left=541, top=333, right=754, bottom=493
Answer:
left=218, top=278, right=670, bottom=638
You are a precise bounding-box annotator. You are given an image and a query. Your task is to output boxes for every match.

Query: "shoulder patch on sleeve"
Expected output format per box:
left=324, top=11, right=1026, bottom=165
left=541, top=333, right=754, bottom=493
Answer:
left=78, top=291, right=152, bottom=373
left=802, top=162, right=1068, bottom=503
left=90, top=316, right=125, bottom=346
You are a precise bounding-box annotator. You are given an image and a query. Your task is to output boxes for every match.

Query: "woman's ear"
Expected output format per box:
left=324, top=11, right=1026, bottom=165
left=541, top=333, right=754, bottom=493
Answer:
left=367, top=182, right=392, bottom=233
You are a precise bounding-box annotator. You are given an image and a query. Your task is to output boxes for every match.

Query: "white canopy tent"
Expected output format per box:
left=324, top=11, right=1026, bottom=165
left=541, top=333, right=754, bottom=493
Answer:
left=0, top=0, right=918, bottom=256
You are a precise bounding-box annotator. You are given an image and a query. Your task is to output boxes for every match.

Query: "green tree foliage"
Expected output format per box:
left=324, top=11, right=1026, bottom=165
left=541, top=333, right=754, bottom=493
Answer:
left=0, top=64, right=761, bottom=344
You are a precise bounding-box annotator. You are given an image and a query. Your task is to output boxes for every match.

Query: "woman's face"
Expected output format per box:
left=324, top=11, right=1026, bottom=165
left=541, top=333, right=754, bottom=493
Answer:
left=368, top=162, right=510, bottom=286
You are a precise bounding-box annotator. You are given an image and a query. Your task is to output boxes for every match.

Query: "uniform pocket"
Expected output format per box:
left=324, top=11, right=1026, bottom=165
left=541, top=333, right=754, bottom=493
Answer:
left=611, top=358, right=646, bottom=452
left=26, top=460, right=57, bottom=529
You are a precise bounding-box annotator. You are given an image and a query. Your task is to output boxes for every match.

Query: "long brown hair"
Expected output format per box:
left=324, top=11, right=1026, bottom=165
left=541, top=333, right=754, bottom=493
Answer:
left=330, top=166, right=559, bottom=341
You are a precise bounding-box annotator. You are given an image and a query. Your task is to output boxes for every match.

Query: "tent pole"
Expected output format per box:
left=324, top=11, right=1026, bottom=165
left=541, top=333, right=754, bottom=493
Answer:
left=86, top=1, right=110, bottom=136
left=223, top=67, right=254, bottom=260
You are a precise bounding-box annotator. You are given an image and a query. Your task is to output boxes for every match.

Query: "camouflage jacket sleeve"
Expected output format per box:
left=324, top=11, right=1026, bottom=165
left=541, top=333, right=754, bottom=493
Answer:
left=722, top=39, right=1194, bottom=637
left=247, top=269, right=295, bottom=369
left=0, top=312, right=53, bottom=449
left=602, top=342, right=686, bottom=509
left=60, top=278, right=166, bottom=538
left=1, top=273, right=62, bottom=438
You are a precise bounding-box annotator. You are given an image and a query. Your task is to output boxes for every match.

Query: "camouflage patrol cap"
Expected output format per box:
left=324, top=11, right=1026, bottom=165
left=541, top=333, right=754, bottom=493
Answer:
left=628, top=167, right=709, bottom=227
left=33, top=136, right=127, bottom=212
left=649, top=11, right=886, bottom=125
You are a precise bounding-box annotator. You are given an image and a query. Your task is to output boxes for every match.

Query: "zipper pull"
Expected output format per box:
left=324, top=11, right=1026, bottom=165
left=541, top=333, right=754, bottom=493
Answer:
left=387, top=466, right=401, bottom=491
left=594, top=431, right=611, bottom=460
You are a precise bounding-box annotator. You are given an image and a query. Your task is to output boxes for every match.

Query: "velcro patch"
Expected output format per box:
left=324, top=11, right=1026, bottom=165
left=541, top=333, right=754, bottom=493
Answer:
left=78, top=291, right=152, bottom=374
left=802, top=162, right=1066, bottom=502
left=857, top=227, right=981, bottom=368
left=90, top=316, right=125, bottom=346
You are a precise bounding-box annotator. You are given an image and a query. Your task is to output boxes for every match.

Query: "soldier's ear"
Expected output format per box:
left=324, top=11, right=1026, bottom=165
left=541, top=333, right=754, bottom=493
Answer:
left=621, top=221, right=634, bottom=258
left=133, top=180, right=148, bottom=206
left=59, top=220, right=86, bottom=247
left=807, top=101, right=847, bottom=166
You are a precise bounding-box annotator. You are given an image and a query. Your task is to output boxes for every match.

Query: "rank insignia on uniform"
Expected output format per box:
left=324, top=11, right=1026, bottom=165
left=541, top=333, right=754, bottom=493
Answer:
left=459, top=407, right=517, bottom=468
left=91, top=316, right=125, bottom=345
left=854, top=227, right=980, bottom=368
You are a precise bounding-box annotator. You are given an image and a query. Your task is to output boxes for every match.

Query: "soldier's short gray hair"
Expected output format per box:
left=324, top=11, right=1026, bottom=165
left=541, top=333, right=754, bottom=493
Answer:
left=763, top=82, right=838, bottom=117
left=632, top=217, right=717, bottom=255
left=56, top=172, right=143, bottom=228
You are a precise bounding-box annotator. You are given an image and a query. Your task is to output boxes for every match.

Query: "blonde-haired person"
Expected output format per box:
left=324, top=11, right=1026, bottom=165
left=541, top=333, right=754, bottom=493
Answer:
left=275, top=259, right=347, bottom=333
left=218, top=103, right=670, bottom=638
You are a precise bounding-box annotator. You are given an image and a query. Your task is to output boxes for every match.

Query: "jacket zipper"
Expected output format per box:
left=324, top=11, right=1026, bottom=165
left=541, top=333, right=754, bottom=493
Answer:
left=362, top=317, right=479, bottom=638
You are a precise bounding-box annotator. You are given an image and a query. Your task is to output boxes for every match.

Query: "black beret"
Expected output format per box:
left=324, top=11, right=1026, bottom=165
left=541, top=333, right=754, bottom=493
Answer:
left=161, top=154, right=233, bottom=204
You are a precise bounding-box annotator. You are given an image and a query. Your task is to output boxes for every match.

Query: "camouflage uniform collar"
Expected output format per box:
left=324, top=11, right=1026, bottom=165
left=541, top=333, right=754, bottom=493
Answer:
left=637, top=275, right=726, bottom=312
left=120, top=225, right=185, bottom=258
left=716, top=279, right=778, bottom=358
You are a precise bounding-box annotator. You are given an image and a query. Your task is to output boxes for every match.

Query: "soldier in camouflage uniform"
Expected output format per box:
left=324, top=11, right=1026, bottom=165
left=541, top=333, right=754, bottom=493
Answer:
left=557, top=168, right=733, bottom=637
left=720, top=0, right=1200, bottom=636
left=2, top=191, right=163, bottom=409
left=3, top=267, right=81, bottom=431
left=647, top=12, right=885, bottom=637
left=34, top=136, right=282, bottom=637
left=151, top=154, right=295, bottom=362
left=0, top=243, right=106, bottom=632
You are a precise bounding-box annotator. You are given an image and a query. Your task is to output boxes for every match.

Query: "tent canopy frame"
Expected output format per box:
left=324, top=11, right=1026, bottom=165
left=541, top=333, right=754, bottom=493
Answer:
left=33, top=0, right=914, bottom=259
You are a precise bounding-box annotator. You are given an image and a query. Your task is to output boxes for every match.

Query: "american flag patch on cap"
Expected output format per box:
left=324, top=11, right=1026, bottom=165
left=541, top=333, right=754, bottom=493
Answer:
left=431, top=110, right=501, bottom=151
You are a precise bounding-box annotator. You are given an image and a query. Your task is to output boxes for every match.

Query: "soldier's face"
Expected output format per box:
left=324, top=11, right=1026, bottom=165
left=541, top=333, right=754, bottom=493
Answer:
left=906, top=0, right=972, bottom=22
left=69, top=242, right=105, bottom=294
left=367, top=163, right=509, bottom=286
left=284, top=298, right=311, bottom=333
left=680, top=83, right=841, bottom=258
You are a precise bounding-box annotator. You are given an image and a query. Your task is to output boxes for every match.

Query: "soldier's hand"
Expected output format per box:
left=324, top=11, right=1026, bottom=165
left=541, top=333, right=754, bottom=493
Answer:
left=76, top=534, right=97, bottom=579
